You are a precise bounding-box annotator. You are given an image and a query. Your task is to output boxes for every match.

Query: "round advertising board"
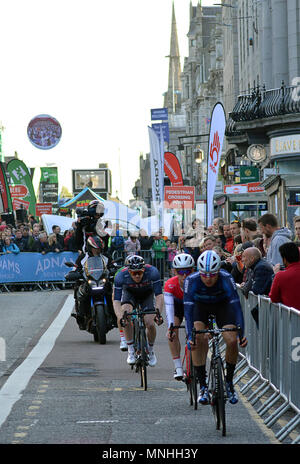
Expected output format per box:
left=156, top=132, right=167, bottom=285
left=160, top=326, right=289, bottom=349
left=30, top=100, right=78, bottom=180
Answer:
left=27, top=114, right=62, bottom=150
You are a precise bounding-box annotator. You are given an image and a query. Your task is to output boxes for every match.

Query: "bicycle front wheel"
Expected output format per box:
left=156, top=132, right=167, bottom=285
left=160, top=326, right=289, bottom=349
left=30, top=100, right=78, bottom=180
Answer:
left=139, top=327, right=148, bottom=391
left=190, top=357, right=198, bottom=410
left=209, top=356, right=226, bottom=436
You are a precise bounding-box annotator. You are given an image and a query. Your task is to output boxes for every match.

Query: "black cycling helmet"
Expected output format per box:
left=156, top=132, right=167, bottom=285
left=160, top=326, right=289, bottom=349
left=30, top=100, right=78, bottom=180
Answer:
left=127, top=255, right=145, bottom=270
left=86, top=235, right=104, bottom=255
left=88, top=200, right=105, bottom=217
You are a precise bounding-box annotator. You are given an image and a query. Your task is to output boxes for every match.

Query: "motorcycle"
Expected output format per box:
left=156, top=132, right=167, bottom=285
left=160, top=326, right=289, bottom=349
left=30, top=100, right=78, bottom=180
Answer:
left=65, top=255, right=120, bottom=344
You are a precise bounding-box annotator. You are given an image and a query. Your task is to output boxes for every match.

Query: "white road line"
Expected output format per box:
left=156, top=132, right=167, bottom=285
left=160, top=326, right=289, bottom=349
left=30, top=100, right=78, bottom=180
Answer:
left=76, top=420, right=119, bottom=424
left=0, top=295, right=74, bottom=428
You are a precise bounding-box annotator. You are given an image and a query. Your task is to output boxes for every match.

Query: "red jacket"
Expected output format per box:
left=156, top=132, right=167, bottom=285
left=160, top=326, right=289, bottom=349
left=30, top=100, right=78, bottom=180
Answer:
left=225, top=237, right=234, bottom=254
left=269, top=261, right=300, bottom=310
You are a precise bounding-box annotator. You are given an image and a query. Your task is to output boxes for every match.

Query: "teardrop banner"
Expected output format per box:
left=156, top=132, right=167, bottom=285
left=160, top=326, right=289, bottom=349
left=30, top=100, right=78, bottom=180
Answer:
left=0, top=162, right=13, bottom=213
left=6, top=159, right=37, bottom=216
left=206, top=102, right=226, bottom=227
left=164, top=152, right=183, bottom=186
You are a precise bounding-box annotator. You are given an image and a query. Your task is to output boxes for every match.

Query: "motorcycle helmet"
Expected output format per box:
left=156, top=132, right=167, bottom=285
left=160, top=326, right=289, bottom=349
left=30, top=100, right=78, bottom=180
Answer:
left=197, top=250, right=221, bottom=274
left=172, top=253, right=195, bottom=269
left=88, top=200, right=105, bottom=217
left=86, top=235, right=104, bottom=255
left=127, top=255, right=145, bottom=270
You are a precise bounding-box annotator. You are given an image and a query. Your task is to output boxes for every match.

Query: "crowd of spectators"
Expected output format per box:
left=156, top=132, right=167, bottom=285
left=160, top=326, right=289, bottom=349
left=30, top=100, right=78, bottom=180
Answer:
left=0, top=218, right=78, bottom=255
left=1, top=211, right=300, bottom=313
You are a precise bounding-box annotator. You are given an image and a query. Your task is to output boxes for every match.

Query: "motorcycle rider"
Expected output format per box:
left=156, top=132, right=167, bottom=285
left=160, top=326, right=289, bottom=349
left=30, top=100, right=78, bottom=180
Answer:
left=75, top=235, right=116, bottom=330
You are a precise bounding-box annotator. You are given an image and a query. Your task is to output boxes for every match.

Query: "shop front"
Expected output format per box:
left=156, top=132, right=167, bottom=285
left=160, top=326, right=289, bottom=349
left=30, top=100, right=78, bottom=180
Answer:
left=269, top=131, right=300, bottom=227
left=216, top=182, right=268, bottom=222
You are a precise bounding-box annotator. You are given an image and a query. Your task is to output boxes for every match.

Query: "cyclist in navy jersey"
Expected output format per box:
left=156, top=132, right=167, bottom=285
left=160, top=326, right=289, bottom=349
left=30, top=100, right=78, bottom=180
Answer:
left=184, top=250, right=247, bottom=405
left=113, top=255, right=163, bottom=367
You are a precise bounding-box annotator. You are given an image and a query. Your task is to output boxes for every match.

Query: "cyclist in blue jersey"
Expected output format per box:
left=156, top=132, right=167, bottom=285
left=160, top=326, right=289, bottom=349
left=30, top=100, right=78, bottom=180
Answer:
left=113, top=255, right=163, bottom=367
left=184, top=250, right=247, bottom=405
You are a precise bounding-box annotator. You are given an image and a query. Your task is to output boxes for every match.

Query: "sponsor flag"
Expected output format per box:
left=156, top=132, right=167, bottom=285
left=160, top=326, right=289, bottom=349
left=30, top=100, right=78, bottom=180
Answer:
left=6, top=159, right=37, bottom=216
left=206, top=103, right=226, bottom=226
left=164, top=152, right=183, bottom=186
left=0, top=162, right=13, bottom=213
left=148, top=126, right=164, bottom=218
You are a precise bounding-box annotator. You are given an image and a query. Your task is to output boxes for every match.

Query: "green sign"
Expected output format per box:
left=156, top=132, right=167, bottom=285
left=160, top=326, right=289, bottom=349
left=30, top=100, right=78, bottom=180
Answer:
left=6, top=159, right=37, bottom=216
left=40, top=167, right=58, bottom=183
left=239, top=166, right=259, bottom=183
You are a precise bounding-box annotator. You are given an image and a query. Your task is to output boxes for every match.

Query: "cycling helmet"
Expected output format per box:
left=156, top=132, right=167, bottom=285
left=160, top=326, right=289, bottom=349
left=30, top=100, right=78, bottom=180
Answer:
left=127, top=255, right=145, bottom=270
left=86, top=235, right=104, bottom=255
left=197, top=250, right=221, bottom=274
left=173, top=253, right=195, bottom=269
left=88, top=200, right=105, bottom=217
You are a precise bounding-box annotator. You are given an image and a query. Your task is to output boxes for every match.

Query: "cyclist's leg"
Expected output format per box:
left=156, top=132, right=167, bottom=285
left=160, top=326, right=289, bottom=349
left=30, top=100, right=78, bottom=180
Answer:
left=169, top=299, right=184, bottom=379
left=141, top=294, right=156, bottom=345
left=192, top=302, right=211, bottom=403
left=217, top=305, right=239, bottom=404
left=113, top=289, right=128, bottom=351
left=168, top=315, right=183, bottom=379
left=142, top=294, right=158, bottom=366
left=120, top=290, right=135, bottom=363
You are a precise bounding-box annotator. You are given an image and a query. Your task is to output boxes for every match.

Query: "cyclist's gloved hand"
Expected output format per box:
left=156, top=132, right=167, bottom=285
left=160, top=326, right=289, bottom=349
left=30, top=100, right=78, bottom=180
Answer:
left=167, top=327, right=175, bottom=341
left=154, top=311, right=163, bottom=326
left=239, top=336, right=248, bottom=348
left=186, top=339, right=192, bottom=351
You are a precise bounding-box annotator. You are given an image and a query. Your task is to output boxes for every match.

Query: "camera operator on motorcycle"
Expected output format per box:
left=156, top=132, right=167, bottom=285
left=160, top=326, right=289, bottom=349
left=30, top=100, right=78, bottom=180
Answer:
left=74, top=235, right=116, bottom=331
left=113, top=255, right=164, bottom=367
left=72, top=200, right=116, bottom=331
left=74, top=199, right=110, bottom=256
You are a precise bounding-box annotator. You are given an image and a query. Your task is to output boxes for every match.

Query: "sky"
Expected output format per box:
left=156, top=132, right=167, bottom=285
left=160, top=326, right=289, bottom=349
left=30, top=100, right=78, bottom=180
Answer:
left=0, top=0, right=217, bottom=205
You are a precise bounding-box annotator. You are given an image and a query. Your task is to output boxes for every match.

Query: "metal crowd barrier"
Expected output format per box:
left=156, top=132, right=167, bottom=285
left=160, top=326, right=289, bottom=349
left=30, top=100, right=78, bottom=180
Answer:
left=234, top=287, right=300, bottom=444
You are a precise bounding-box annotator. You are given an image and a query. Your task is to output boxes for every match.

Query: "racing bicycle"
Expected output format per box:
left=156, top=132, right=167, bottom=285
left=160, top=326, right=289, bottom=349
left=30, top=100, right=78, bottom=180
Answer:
left=169, top=323, right=198, bottom=409
left=193, top=315, right=241, bottom=436
left=121, top=305, right=163, bottom=391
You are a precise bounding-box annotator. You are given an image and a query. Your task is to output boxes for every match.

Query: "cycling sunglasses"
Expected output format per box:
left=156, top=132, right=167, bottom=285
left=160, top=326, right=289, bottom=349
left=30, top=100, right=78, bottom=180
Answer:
left=129, top=269, right=144, bottom=277
left=176, top=269, right=193, bottom=276
left=199, top=271, right=219, bottom=278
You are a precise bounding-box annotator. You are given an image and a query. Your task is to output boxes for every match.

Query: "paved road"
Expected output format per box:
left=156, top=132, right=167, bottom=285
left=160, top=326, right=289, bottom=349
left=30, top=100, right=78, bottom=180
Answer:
left=0, top=291, right=278, bottom=445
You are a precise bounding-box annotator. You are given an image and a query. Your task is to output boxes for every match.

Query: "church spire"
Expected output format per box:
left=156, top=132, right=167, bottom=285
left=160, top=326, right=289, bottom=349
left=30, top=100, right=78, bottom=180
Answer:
left=164, top=2, right=182, bottom=113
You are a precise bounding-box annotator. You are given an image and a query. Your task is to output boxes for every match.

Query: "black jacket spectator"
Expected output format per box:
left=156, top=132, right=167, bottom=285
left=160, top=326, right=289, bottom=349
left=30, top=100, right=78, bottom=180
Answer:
left=13, top=230, right=28, bottom=252
left=241, top=247, right=274, bottom=298
left=31, top=232, right=51, bottom=254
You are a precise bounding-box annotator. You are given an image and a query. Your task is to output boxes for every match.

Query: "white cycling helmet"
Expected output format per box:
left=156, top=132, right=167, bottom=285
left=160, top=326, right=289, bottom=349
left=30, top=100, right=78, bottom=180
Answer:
left=173, top=253, right=195, bottom=269
left=197, top=250, right=221, bottom=274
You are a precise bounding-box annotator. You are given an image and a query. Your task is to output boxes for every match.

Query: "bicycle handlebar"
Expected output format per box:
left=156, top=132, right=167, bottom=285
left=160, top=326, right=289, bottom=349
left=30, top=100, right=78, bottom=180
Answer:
left=192, top=325, right=242, bottom=344
left=120, top=307, right=163, bottom=327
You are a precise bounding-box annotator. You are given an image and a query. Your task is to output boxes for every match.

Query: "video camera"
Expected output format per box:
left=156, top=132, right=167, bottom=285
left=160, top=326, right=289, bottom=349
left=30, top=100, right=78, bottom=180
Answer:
left=76, top=207, right=95, bottom=226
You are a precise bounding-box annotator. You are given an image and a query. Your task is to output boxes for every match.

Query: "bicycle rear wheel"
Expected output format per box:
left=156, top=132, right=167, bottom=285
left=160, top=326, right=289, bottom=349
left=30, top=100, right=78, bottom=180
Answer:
left=209, top=356, right=226, bottom=436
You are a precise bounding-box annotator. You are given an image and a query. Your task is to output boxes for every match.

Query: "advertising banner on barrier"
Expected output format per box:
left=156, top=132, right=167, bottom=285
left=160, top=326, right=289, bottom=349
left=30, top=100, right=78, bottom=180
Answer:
left=206, top=102, right=226, bottom=227
left=0, top=252, right=78, bottom=283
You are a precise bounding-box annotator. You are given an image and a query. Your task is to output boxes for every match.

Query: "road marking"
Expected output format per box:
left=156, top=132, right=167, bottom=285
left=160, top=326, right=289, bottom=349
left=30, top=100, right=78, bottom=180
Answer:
left=76, top=420, right=119, bottom=424
left=0, top=295, right=73, bottom=429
